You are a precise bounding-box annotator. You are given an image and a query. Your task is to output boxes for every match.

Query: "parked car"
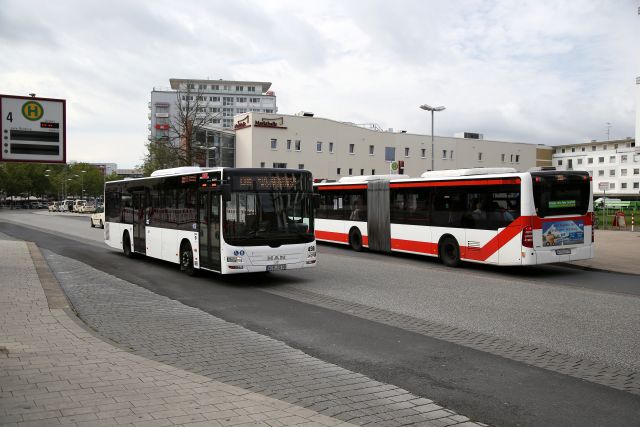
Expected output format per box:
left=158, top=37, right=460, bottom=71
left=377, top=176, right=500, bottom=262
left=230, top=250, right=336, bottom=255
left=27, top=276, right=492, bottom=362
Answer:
left=80, top=204, right=97, bottom=213
left=90, top=207, right=104, bottom=228
left=72, top=200, right=87, bottom=213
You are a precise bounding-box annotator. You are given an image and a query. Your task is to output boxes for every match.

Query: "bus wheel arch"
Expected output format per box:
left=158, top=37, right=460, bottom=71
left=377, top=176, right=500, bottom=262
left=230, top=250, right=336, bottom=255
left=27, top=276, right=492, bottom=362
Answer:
left=180, top=239, right=196, bottom=276
left=122, top=231, right=133, bottom=258
left=438, top=234, right=461, bottom=268
left=348, top=227, right=363, bottom=252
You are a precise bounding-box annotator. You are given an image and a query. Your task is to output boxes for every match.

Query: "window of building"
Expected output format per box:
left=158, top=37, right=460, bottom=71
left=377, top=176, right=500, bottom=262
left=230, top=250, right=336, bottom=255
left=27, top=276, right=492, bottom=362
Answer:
left=348, top=168, right=353, bottom=175
left=328, top=142, right=333, bottom=153
left=561, top=148, right=565, bottom=153
left=510, top=154, right=514, bottom=162
left=349, top=144, right=355, bottom=154
left=501, top=154, right=505, bottom=162
left=222, top=108, right=233, bottom=115
left=621, top=155, right=628, bottom=163
left=222, top=118, right=232, bottom=128
left=250, top=97, right=260, bottom=103
left=515, top=154, right=520, bottom=163
left=421, top=149, right=426, bottom=158
left=614, top=144, right=618, bottom=149
left=248, top=86, right=256, bottom=92
left=385, top=147, right=395, bottom=162
left=603, top=145, right=607, bottom=150
left=316, top=141, right=322, bottom=152
left=223, top=85, right=230, bottom=91
left=577, top=158, right=583, bottom=165
left=598, top=157, right=604, bottom=163
left=273, top=162, right=287, bottom=168
left=598, top=170, right=604, bottom=176
left=298, top=164, right=304, bottom=170
left=236, top=85, right=244, bottom=91
left=635, top=168, right=640, bottom=175
left=610, top=156, right=616, bottom=163
left=286, top=140, right=292, bottom=150
left=581, top=147, right=585, bottom=152
left=621, top=183, right=627, bottom=189
left=372, top=169, right=375, bottom=175
left=478, top=152, right=483, bottom=161
left=187, top=83, right=195, bottom=89
left=634, top=182, right=639, bottom=189
left=621, top=169, right=627, bottom=176
left=265, top=109, right=274, bottom=113
left=209, top=96, right=219, bottom=102
left=592, top=146, right=596, bottom=151
left=442, top=150, right=447, bottom=159
left=295, top=140, right=301, bottom=151
left=155, top=105, right=169, bottom=113
left=236, top=97, right=247, bottom=103
left=609, top=170, right=615, bottom=177
left=211, top=84, right=219, bottom=90
left=223, top=97, right=234, bottom=106
left=360, top=169, right=364, bottom=175
left=571, top=148, right=575, bottom=152
left=405, top=147, right=410, bottom=157
left=260, top=162, right=265, bottom=168
left=450, top=150, right=454, bottom=160
left=369, top=145, right=375, bottom=155
left=610, top=182, right=615, bottom=189
left=270, top=139, right=277, bottom=150
left=557, top=160, right=563, bottom=166
left=337, top=168, right=341, bottom=175
left=588, top=158, right=593, bottom=164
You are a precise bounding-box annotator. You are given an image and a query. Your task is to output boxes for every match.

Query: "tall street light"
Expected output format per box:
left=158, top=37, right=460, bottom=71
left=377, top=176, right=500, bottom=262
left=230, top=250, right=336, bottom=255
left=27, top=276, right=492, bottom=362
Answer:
left=419, top=104, right=446, bottom=171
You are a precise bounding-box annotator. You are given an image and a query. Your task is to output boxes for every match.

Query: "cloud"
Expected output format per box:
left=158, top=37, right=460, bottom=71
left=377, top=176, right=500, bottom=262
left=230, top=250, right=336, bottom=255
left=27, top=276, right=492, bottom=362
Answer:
left=0, top=0, right=637, bottom=167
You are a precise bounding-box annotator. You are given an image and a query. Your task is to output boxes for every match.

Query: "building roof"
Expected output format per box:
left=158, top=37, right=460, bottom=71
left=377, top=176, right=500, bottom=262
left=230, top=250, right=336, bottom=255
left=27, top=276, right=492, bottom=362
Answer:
left=554, top=138, right=635, bottom=148
left=169, top=78, right=272, bottom=93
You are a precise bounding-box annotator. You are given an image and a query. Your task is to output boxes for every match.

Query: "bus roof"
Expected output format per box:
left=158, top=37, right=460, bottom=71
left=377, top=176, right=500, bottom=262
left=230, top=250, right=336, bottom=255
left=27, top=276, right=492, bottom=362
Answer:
left=106, top=167, right=311, bottom=184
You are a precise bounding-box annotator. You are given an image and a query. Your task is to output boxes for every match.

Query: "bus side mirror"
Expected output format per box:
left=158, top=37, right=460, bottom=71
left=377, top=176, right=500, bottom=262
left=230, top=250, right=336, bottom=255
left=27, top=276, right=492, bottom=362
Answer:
left=221, top=184, right=232, bottom=202
left=313, top=193, right=321, bottom=209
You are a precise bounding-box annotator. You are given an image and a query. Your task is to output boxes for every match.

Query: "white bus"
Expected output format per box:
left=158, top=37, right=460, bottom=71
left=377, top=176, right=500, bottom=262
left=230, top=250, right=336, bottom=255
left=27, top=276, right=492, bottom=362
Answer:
left=314, top=168, right=594, bottom=267
left=104, top=167, right=317, bottom=274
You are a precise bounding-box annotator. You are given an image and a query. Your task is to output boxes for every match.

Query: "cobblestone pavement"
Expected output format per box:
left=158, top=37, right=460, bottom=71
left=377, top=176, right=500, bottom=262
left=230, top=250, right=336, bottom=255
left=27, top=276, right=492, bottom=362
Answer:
left=42, top=250, right=484, bottom=427
left=0, top=239, right=356, bottom=427
left=265, top=287, right=640, bottom=396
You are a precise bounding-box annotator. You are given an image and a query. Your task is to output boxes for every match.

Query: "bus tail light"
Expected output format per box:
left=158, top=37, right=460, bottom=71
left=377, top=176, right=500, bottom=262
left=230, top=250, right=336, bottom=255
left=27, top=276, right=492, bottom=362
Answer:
left=522, top=226, right=534, bottom=248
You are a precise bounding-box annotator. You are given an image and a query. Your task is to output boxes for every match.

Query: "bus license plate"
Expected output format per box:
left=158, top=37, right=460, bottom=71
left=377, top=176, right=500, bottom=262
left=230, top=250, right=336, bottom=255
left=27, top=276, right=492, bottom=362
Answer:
left=555, top=248, right=571, bottom=255
left=267, top=264, right=287, bottom=272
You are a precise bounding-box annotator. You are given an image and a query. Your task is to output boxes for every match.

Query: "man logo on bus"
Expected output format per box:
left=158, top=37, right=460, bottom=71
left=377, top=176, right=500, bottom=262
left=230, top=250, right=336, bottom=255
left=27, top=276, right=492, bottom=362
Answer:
left=22, top=101, right=44, bottom=121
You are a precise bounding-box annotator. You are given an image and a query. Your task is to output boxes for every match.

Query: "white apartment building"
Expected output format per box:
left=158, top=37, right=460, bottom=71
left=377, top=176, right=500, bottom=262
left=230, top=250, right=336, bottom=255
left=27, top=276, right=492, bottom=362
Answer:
left=552, top=138, right=640, bottom=198
left=234, top=112, right=550, bottom=180
left=148, top=79, right=277, bottom=143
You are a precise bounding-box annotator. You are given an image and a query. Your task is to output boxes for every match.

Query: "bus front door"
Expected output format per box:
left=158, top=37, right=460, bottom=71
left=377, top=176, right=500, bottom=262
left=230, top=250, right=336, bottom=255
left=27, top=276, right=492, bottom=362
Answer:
left=198, top=191, right=221, bottom=271
left=132, top=191, right=146, bottom=254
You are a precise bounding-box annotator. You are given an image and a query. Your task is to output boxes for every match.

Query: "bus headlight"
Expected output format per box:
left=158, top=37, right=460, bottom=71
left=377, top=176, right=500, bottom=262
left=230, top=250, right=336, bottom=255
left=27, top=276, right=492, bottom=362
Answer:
left=226, top=256, right=243, bottom=263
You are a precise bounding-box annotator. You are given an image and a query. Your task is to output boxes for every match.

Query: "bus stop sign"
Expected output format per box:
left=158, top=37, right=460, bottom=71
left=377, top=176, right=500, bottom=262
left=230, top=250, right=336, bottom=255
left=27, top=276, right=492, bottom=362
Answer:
left=0, top=94, right=66, bottom=163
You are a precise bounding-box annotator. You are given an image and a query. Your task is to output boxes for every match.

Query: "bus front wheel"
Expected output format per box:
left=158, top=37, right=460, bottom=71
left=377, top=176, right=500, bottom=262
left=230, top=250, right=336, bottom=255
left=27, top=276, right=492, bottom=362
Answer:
left=180, top=242, right=196, bottom=276
left=439, top=236, right=461, bottom=268
left=349, top=228, right=363, bottom=252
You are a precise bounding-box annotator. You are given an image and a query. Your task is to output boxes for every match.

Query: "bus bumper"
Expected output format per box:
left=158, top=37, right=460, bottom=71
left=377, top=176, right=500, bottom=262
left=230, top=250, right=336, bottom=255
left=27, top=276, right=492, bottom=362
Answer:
left=522, top=245, right=594, bottom=265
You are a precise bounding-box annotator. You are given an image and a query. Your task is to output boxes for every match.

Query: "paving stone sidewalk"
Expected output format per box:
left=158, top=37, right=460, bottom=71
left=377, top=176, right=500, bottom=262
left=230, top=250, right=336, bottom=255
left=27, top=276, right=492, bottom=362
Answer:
left=0, top=239, right=354, bottom=427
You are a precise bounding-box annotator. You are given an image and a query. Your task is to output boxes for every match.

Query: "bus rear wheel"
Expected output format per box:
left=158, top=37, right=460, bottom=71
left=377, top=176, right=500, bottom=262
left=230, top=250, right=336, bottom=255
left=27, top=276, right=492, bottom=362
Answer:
left=180, top=242, right=196, bottom=276
left=439, top=236, right=461, bottom=268
left=349, top=228, right=363, bottom=252
left=123, top=232, right=133, bottom=258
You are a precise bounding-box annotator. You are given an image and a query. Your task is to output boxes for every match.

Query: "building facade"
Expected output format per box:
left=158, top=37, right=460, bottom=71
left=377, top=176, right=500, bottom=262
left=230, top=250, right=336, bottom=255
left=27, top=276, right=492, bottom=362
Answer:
left=234, top=112, right=548, bottom=180
left=148, top=79, right=277, bottom=144
left=552, top=138, right=639, bottom=198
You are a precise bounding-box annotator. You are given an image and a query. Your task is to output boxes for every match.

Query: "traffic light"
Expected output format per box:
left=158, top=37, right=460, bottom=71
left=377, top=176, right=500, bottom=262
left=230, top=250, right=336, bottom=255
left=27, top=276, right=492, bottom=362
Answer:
left=398, top=160, right=405, bottom=174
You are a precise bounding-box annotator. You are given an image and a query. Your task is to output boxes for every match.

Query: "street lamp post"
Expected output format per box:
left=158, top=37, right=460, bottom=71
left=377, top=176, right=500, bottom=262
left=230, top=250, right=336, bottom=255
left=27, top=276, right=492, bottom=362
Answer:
left=419, top=104, right=446, bottom=171
left=80, top=170, right=86, bottom=199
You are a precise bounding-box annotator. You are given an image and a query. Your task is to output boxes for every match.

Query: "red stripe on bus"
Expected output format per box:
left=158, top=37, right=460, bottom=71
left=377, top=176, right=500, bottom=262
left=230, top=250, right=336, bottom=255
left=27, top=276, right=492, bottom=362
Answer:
left=390, top=239, right=438, bottom=255
left=315, top=230, right=350, bottom=243
left=390, top=178, right=521, bottom=188
left=317, top=185, right=367, bottom=191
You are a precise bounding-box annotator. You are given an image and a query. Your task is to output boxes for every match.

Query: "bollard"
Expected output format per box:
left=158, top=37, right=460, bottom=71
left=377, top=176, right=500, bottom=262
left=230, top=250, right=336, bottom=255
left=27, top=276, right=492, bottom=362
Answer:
left=633, top=212, right=635, bottom=232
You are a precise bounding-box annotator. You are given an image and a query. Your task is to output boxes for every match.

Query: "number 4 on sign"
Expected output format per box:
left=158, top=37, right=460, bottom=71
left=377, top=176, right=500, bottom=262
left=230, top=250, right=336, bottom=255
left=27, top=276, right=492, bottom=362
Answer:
left=6, top=112, right=12, bottom=122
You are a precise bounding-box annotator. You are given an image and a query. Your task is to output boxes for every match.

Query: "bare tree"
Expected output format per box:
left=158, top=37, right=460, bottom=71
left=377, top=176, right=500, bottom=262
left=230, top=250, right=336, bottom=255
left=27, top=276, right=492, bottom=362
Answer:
left=142, top=81, right=222, bottom=174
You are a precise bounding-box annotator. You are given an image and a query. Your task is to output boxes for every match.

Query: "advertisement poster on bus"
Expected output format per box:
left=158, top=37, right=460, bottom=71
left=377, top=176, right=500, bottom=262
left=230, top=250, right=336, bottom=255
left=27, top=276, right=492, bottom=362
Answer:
left=542, top=220, right=584, bottom=246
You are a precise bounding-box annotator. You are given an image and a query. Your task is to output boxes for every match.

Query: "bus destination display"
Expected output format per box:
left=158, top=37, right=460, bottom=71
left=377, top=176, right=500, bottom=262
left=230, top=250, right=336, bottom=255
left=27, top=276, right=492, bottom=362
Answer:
left=234, top=175, right=298, bottom=190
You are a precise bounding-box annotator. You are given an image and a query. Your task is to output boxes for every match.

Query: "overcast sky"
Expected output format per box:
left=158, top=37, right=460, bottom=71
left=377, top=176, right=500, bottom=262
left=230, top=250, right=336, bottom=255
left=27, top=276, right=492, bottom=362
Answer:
left=1, top=0, right=638, bottom=168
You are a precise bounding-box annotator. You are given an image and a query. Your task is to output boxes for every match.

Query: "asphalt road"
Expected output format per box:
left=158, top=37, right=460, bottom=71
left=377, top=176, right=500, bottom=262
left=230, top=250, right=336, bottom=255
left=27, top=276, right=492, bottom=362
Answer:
left=1, top=210, right=639, bottom=426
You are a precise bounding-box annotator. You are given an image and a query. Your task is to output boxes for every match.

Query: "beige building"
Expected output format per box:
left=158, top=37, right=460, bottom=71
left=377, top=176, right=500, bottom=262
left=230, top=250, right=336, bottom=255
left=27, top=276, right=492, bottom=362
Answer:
left=234, top=112, right=549, bottom=180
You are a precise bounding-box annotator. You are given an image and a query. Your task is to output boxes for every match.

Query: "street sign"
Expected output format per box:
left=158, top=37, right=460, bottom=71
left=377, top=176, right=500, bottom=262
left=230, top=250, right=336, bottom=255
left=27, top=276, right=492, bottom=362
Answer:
left=1, top=94, right=66, bottom=163
left=598, top=182, right=609, bottom=191
left=389, top=161, right=399, bottom=174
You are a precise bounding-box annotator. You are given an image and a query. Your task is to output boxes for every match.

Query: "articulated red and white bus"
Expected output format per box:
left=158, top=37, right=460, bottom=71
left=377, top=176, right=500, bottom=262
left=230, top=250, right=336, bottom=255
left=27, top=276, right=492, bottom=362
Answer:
left=313, top=168, right=594, bottom=267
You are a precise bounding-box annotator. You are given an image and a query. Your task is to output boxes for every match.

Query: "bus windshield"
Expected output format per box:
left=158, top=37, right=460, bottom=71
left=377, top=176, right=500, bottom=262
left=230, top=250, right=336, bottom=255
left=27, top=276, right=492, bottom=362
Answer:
left=532, top=172, right=591, bottom=218
left=223, top=192, right=314, bottom=246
